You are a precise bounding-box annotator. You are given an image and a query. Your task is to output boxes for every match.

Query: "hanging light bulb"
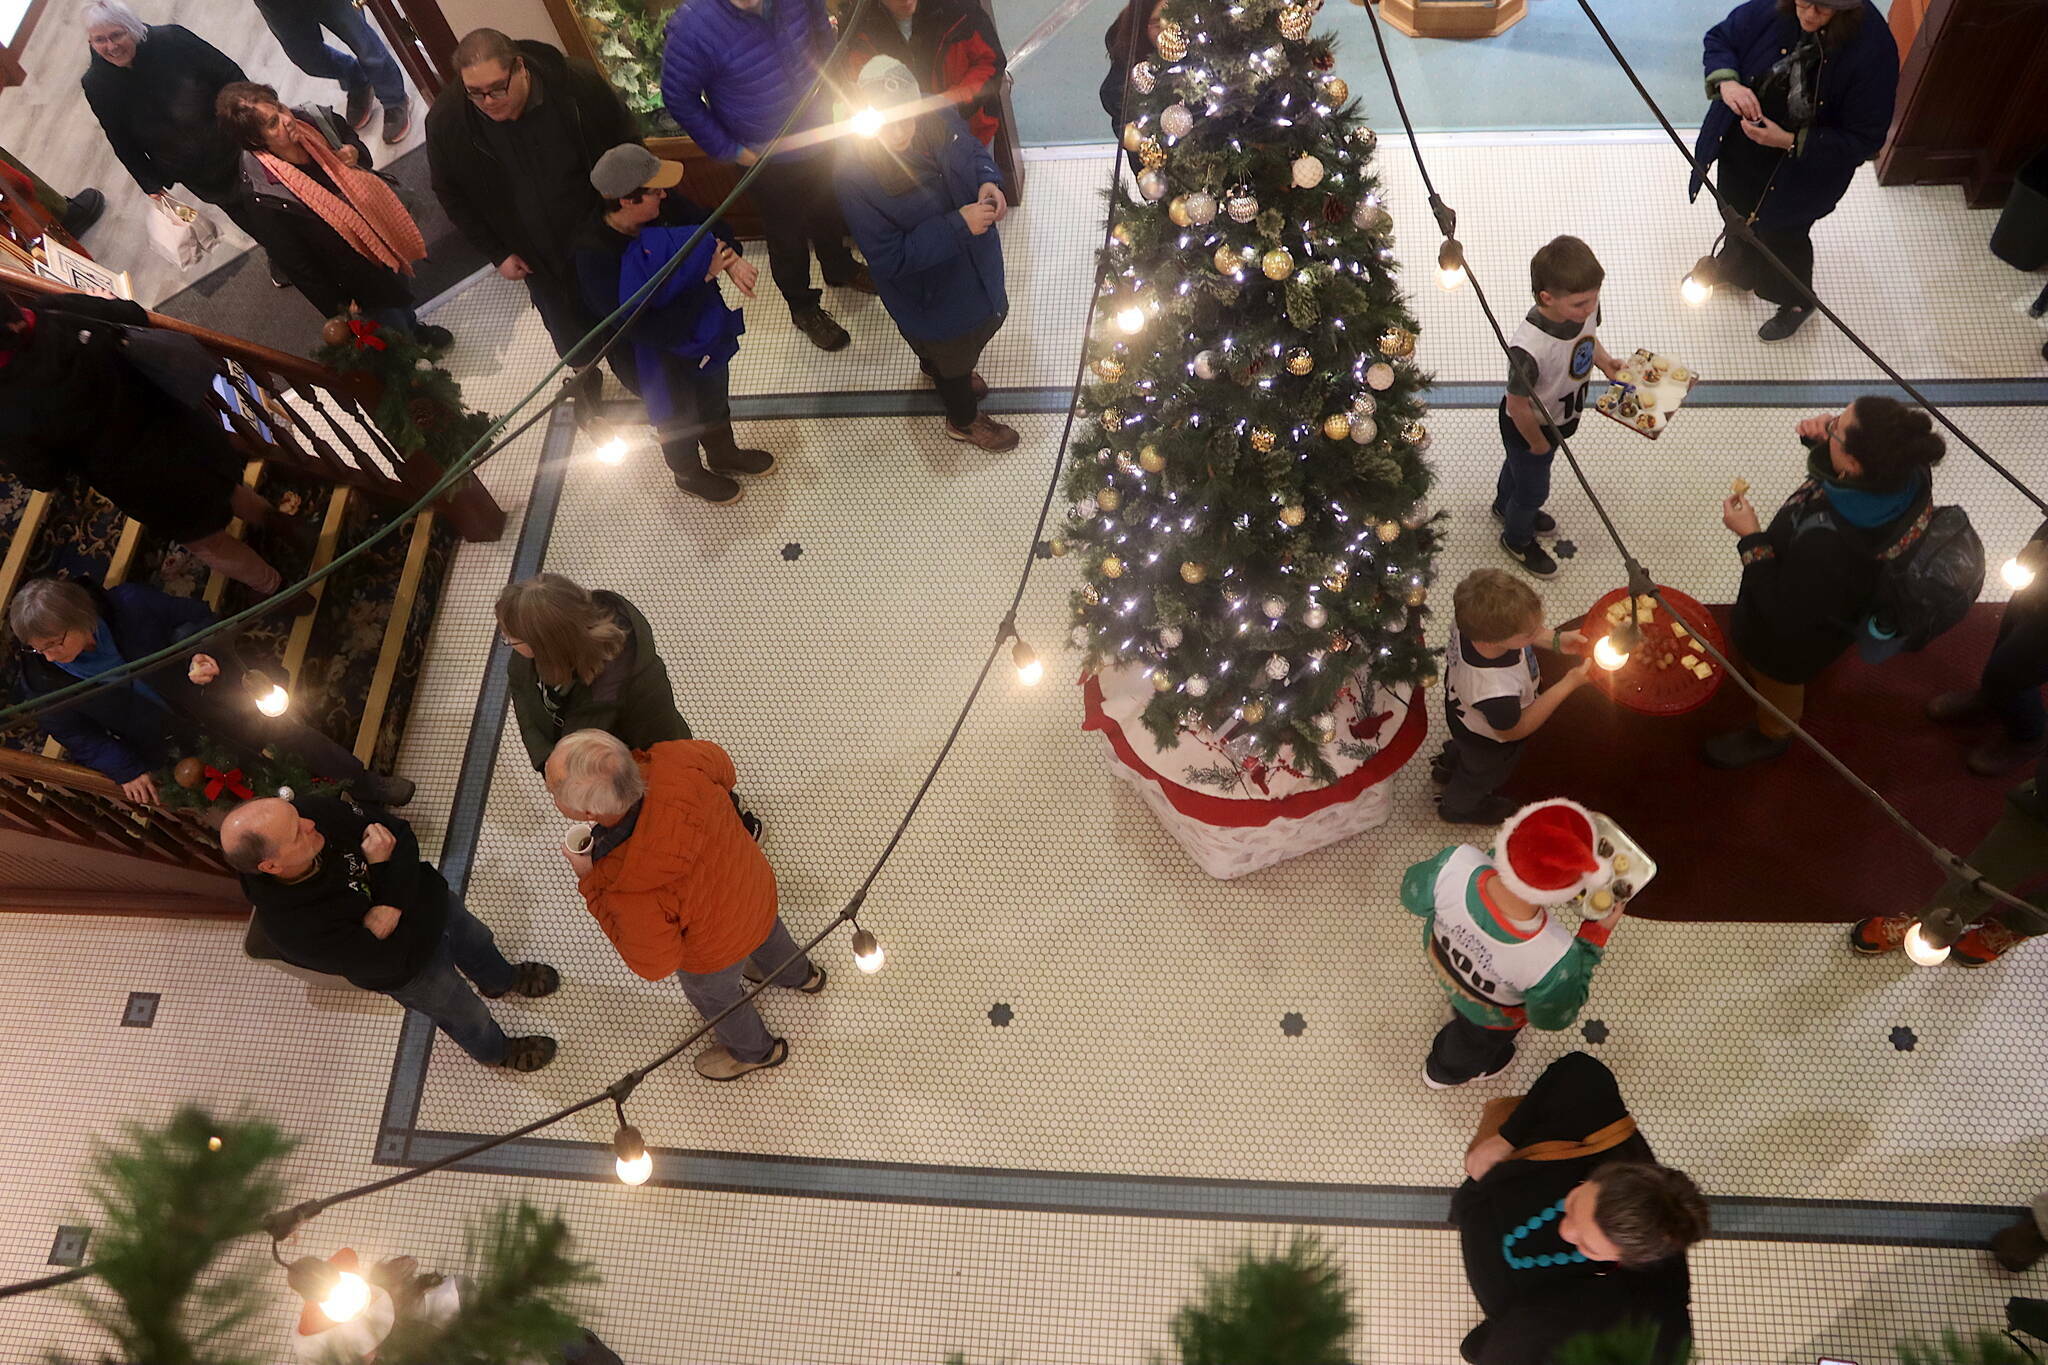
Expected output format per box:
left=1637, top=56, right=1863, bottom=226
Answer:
left=245, top=670, right=290, bottom=716
left=286, top=1258, right=371, bottom=1324
left=594, top=436, right=627, bottom=465
left=851, top=107, right=885, bottom=138
left=1012, top=638, right=1043, bottom=686
left=851, top=927, right=885, bottom=974
left=2002, top=556, right=2037, bottom=590
left=613, top=1125, right=653, bottom=1185
left=1680, top=255, right=1719, bottom=307
left=1592, top=634, right=1632, bottom=671
left=1435, top=237, right=1467, bottom=291
left=1903, top=921, right=1951, bottom=967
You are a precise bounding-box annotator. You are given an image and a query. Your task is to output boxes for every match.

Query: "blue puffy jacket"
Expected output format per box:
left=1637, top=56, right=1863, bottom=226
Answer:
left=837, top=109, right=1006, bottom=344
left=660, top=0, right=832, bottom=163
left=1691, top=0, right=1898, bottom=229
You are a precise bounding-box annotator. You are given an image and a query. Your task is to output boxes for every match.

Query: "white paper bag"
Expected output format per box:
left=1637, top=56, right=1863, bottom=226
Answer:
left=145, top=194, right=221, bottom=270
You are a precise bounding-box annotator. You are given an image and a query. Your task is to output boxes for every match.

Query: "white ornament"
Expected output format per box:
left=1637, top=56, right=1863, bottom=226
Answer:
left=1290, top=154, right=1325, bottom=188
left=1138, top=169, right=1169, bottom=201
left=276, top=786, right=294, bottom=801
left=1265, top=654, right=1291, bottom=679
left=1262, top=596, right=1288, bottom=620
left=1160, top=103, right=1194, bottom=139
left=1349, top=418, right=1376, bottom=444
left=1184, top=191, right=1218, bottom=225
left=1192, top=350, right=1222, bottom=379
left=1071, top=624, right=1091, bottom=645
left=1352, top=199, right=1391, bottom=233
left=1131, top=60, right=1157, bottom=95
left=1185, top=675, right=1210, bottom=697
left=1158, top=625, right=1184, bottom=648
left=1366, top=362, right=1396, bottom=391
left=1303, top=605, right=1329, bottom=629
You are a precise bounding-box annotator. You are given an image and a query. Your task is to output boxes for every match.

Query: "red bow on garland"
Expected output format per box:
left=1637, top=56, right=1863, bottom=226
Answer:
left=203, top=765, right=253, bottom=801
left=346, top=319, right=388, bottom=351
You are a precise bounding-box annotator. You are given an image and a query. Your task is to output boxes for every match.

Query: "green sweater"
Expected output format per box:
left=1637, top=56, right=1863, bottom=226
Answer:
left=508, top=591, right=690, bottom=770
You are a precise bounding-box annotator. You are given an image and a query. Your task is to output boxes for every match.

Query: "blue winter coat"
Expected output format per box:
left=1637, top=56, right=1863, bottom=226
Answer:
left=660, top=0, right=832, bottom=163
left=1691, top=0, right=1899, bottom=229
left=837, top=110, right=1006, bottom=344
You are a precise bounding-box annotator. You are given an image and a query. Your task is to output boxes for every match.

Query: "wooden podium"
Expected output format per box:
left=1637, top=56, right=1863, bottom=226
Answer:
left=1373, top=0, right=1528, bottom=39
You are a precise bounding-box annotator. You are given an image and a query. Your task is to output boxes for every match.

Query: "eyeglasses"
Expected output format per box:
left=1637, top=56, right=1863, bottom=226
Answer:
left=464, top=61, right=521, bottom=104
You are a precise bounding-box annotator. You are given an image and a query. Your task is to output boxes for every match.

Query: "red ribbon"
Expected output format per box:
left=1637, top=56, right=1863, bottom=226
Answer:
left=203, top=765, right=253, bottom=801
left=346, top=318, right=388, bottom=351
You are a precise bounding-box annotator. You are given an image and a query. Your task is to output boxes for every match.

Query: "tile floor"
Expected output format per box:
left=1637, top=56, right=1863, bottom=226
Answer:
left=2, top=138, right=2047, bottom=1364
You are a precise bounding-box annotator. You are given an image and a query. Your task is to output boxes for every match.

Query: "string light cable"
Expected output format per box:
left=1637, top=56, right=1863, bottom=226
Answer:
left=1353, top=0, right=2036, bottom=929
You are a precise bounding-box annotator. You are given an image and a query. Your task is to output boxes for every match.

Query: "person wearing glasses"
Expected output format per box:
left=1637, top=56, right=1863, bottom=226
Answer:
left=425, top=28, right=638, bottom=404
left=1707, top=398, right=1946, bottom=769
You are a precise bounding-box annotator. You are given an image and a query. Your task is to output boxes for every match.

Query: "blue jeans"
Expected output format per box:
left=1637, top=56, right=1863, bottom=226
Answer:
left=1493, top=401, right=1569, bottom=549
left=674, top=916, right=814, bottom=1063
left=254, top=0, right=408, bottom=108
left=385, top=894, right=520, bottom=1065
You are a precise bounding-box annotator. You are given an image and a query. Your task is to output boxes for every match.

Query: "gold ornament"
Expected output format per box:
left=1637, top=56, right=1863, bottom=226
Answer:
left=1324, top=75, right=1350, bottom=104
left=1226, top=187, right=1258, bottom=222
left=1110, top=222, right=1133, bottom=247
left=1167, top=196, right=1191, bottom=227
left=1407, top=587, right=1428, bottom=607
left=1324, top=569, right=1349, bottom=592
left=1285, top=348, right=1314, bottom=376
left=1261, top=247, right=1295, bottom=280
left=1101, top=555, right=1125, bottom=579
left=1151, top=670, right=1174, bottom=692
left=1378, top=327, right=1417, bottom=359
left=1180, top=561, right=1209, bottom=584
left=1155, top=20, right=1187, bottom=60
left=1241, top=700, right=1268, bottom=723
left=1249, top=425, right=1277, bottom=453
left=1376, top=520, right=1402, bottom=543
left=1120, top=122, right=1143, bottom=152
left=320, top=317, right=352, bottom=346
left=1401, top=420, right=1431, bottom=449
left=1279, top=504, right=1307, bottom=527
left=1100, top=407, right=1124, bottom=430
left=1277, top=4, right=1312, bottom=39
left=1212, top=243, right=1244, bottom=275
left=1115, top=449, right=1140, bottom=473
left=1048, top=539, right=1069, bottom=556
left=1138, top=137, right=1167, bottom=171
left=1081, top=584, right=1103, bottom=604
left=173, top=756, right=206, bottom=789
left=1095, top=355, right=1125, bottom=383
left=1139, top=445, right=1166, bottom=473
left=1321, top=412, right=1351, bottom=441
left=1096, top=487, right=1121, bottom=512
left=1329, top=633, right=1353, bottom=652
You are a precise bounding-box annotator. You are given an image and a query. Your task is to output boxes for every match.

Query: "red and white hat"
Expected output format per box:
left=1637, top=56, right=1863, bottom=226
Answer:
left=1492, top=798, right=1613, bottom=906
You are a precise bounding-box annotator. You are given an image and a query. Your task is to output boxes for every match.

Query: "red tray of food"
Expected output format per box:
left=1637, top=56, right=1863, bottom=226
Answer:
left=1580, top=584, right=1728, bottom=716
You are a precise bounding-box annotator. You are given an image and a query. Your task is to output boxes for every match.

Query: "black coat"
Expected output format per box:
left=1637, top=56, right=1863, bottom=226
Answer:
left=81, top=24, right=246, bottom=199
left=225, top=106, right=413, bottom=318
left=425, top=40, right=637, bottom=275
left=0, top=295, right=241, bottom=543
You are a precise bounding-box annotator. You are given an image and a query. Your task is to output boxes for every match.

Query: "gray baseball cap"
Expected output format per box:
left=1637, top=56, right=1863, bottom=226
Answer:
left=590, top=144, right=684, bottom=199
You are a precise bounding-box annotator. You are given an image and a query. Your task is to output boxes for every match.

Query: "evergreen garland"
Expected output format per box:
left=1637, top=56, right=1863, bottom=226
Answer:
left=377, top=1204, right=596, bottom=1365
left=1169, top=1235, right=1355, bottom=1364
left=1552, top=1322, right=1689, bottom=1365
left=154, top=733, right=333, bottom=813
left=312, top=317, right=497, bottom=473
left=1900, top=1331, right=2041, bottom=1365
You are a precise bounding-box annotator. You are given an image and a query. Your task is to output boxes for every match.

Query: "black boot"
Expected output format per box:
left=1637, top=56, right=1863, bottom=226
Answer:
left=702, top=424, right=776, bottom=477
left=661, top=438, right=741, bottom=505
left=61, top=187, right=106, bottom=238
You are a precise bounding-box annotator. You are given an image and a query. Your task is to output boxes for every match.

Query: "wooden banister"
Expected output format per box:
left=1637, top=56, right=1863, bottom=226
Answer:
left=0, top=745, right=127, bottom=799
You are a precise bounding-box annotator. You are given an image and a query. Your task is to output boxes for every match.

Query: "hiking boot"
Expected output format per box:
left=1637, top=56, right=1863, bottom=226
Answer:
left=1992, top=1214, right=2048, bottom=1273
left=1437, top=793, right=1516, bottom=826
left=742, top=962, right=828, bottom=994
left=703, top=425, right=776, bottom=477
left=693, top=1038, right=789, bottom=1081
left=792, top=306, right=850, bottom=352
left=1848, top=914, right=1913, bottom=956
left=672, top=462, right=742, bottom=506
left=831, top=264, right=879, bottom=294
left=1702, top=726, right=1792, bottom=769
left=344, top=82, right=375, bottom=131
left=945, top=414, right=1020, bottom=451
left=60, top=187, right=106, bottom=238
left=1490, top=505, right=1557, bottom=537
left=1927, top=690, right=1987, bottom=723
left=1758, top=305, right=1813, bottom=342
left=1968, top=735, right=2042, bottom=778
left=381, top=98, right=413, bottom=145
left=498, top=1035, right=558, bottom=1072
left=485, top=961, right=562, bottom=999
left=354, top=772, right=416, bottom=808
left=1953, top=920, right=2026, bottom=968
left=1497, top=533, right=1557, bottom=579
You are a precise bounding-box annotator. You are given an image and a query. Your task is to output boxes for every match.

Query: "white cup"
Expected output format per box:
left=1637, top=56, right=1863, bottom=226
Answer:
left=563, top=822, right=595, bottom=856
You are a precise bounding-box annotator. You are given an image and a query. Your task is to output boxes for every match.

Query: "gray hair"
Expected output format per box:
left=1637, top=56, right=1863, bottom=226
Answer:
left=550, top=729, right=645, bottom=816
left=79, top=0, right=148, bottom=41
left=7, top=578, right=99, bottom=644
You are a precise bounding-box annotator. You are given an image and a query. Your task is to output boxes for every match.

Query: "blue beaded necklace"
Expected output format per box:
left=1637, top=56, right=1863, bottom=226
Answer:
left=1502, top=1197, right=1590, bottom=1270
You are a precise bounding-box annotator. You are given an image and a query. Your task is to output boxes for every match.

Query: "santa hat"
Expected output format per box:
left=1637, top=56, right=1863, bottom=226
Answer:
left=1492, top=798, right=1613, bottom=906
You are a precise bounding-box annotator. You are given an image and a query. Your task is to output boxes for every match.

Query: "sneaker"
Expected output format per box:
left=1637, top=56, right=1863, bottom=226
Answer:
left=706, top=444, right=776, bottom=477
left=1847, top=914, right=1912, bottom=956
left=741, top=962, right=828, bottom=994
left=354, top=772, right=416, bottom=808
left=1992, top=1215, right=2048, bottom=1273
left=484, top=961, right=561, bottom=999
left=1438, top=793, right=1517, bottom=825
left=831, top=264, right=879, bottom=294
left=413, top=323, right=454, bottom=352
left=1967, top=735, right=2042, bottom=778
left=1497, top=533, right=1557, bottom=579
left=269, top=259, right=292, bottom=289
left=498, top=1035, right=558, bottom=1072
left=693, top=1037, right=789, bottom=1081
left=792, top=306, right=851, bottom=352
left=673, top=464, right=743, bottom=505
left=1953, top=920, right=2026, bottom=968
left=945, top=414, right=1020, bottom=452
left=739, top=808, right=765, bottom=842
left=1926, top=690, right=1987, bottom=723
left=344, top=82, right=375, bottom=131
left=381, top=98, right=413, bottom=145
left=1701, top=726, right=1792, bottom=769
left=1758, top=305, right=1812, bottom=343
left=1490, top=505, right=1557, bottom=537
left=1422, top=1056, right=1510, bottom=1090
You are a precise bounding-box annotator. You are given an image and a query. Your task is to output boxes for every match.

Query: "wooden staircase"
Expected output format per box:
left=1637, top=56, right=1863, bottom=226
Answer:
left=0, top=275, right=503, bottom=916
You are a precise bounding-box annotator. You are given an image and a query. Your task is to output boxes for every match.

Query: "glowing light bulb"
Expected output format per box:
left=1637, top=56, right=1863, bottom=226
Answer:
left=2003, top=556, right=2036, bottom=590
left=1435, top=238, right=1466, bottom=291
left=852, top=107, right=885, bottom=137
left=1115, top=305, right=1146, bottom=335
left=851, top=927, right=885, bottom=974
left=1681, top=255, right=1719, bottom=308
left=1903, top=922, right=1950, bottom=967
left=1592, top=634, right=1631, bottom=671
left=1437, top=263, right=1467, bottom=291
left=613, top=1125, right=652, bottom=1185
left=594, top=437, right=627, bottom=465
left=207, top=1135, right=223, bottom=1151
left=256, top=685, right=290, bottom=717
left=320, top=1272, right=371, bottom=1323
left=1012, top=639, right=1043, bottom=686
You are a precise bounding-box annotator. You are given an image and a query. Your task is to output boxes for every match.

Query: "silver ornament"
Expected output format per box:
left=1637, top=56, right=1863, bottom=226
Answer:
left=1226, top=187, right=1258, bottom=222
left=1160, top=103, right=1194, bottom=139
left=1303, top=605, right=1329, bottom=629
left=1366, top=362, right=1396, bottom=391
left=1265, top=654, right=1291, bottom=680
left=1402, top=500, right=1431, bottom=529
left=1138, top=169, right=1168, bottom=202
left=1352, top=199, right=1391, bottom=233
left=1192, top=349, right=1222, bottom=379
left=1262, top=596, right=1288, bottom=620
left=1185, top=675, right=1210, bottom=697
left=1184, top=191, right=1218, bottom=225
left=1158, top=625, right=1184, bottom=648
left=1349, top=418, right=1376, bottom=444
left=1071, top=624, right=1091, bottom=645
left=1350, top=391, right=1378, bottom=417
left=1131, top=61, right=1157, bottom=95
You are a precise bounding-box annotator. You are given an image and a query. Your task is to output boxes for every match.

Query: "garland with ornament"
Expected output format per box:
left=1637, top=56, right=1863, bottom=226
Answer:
left=155, top=734, right=337, bottom=813
left=1060, top=0, right=1442, bottom=785
left=312, top=316, right=497, bottom=473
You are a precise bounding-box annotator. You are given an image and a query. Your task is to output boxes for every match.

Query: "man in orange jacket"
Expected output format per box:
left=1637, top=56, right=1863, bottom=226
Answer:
left=547, top=729, right=824, bottom=1080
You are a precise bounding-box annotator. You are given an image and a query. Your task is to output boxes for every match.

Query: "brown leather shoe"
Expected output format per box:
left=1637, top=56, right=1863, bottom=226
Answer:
left=944, top=414, right=1019, bottom=451
left=833, top=264, right=878, bottom=295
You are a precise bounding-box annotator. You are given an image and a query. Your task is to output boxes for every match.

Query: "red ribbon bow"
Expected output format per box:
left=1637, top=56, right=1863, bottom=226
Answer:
left=346, top=318, right=388, bottom=351
left=204, top=765, right=253, bottom=801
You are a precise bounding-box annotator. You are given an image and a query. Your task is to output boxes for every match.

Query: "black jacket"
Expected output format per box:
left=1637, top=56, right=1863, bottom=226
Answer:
left=224, top=106, right=413, bottom=318
left=425, top=40, right=638, bottom=275
left=0, top=294, right=241, bottom=543
left=81, top=24, right=246, bottom=199
left=241, top=794, right=450, bottom=991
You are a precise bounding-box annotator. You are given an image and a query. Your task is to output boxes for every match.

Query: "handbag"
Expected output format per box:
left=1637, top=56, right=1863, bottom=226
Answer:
left=144, top=194, right=222, bottom=271
left=1470, top=1095, right=1640, bottom=1165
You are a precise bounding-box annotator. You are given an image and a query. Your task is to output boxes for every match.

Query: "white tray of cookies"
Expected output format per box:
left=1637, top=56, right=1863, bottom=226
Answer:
left=1593, top=348, right=1699, bottom=440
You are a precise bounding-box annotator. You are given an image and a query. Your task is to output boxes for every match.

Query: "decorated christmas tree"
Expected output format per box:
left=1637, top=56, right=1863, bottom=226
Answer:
left=1061, top=0, right=1442, bottom=786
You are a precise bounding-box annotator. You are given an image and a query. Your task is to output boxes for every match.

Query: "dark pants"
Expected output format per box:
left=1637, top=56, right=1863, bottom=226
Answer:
left=189, top=693, right=367, bottom=785
left=1494, top=402, right=1567, bottom=550
left=907, top=311, right=1005, bottom=428
left=254, top=0, right=408, bottom=108
left=1982, top=600, right=2048, bottom=743
left=384, top=894, right=520, bottom=1064
left=1427, top=1011, right=1521, bottom=1086
left=652, top=362, right=732, bottom=473
left=526, top=272, right=603, bottom=368
left=744, top=153, right=859, bottom=313
left=673, top=916, right=816, bottom=1063
left=1714, top=134, right=1817, bottom=309
left=1436, top=730, right=1523, bottom=821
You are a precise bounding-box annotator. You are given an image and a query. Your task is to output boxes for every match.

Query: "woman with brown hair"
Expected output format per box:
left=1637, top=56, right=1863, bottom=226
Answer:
left=497, top=574, right=689, bottom=770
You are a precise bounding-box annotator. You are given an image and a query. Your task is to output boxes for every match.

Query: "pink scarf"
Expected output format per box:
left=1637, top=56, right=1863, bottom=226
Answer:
left=257, top=119, right=425, bottom=275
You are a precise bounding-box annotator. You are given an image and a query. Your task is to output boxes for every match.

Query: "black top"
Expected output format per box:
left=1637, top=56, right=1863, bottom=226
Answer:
left=81, top=24, right=247, bottom=197
left=1451, top=1052, right=1693, bottom=1365
left=477, top=73, right=591, bottom=279
left=240, top=795, right=450, bottom=991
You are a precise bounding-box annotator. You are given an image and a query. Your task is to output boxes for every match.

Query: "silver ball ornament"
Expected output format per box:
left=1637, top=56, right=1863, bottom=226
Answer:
left=1158, top=625, right=1184, bottom=648
left=1183, top=191, right=1218, bottom=225
left=1160, top=103, right=1194, bottom=139
left=1265, top=654, right=1291, bottom=680
left=1137, top=169, right=1168, bottom=202
left=1303, top=604, right=1329, bottom=629
left=1131, top=61, right=1157, bottom=95
left=1262, top=596, right=1288, bottom=620
left=1185, top=675, right=1210, bottom=697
